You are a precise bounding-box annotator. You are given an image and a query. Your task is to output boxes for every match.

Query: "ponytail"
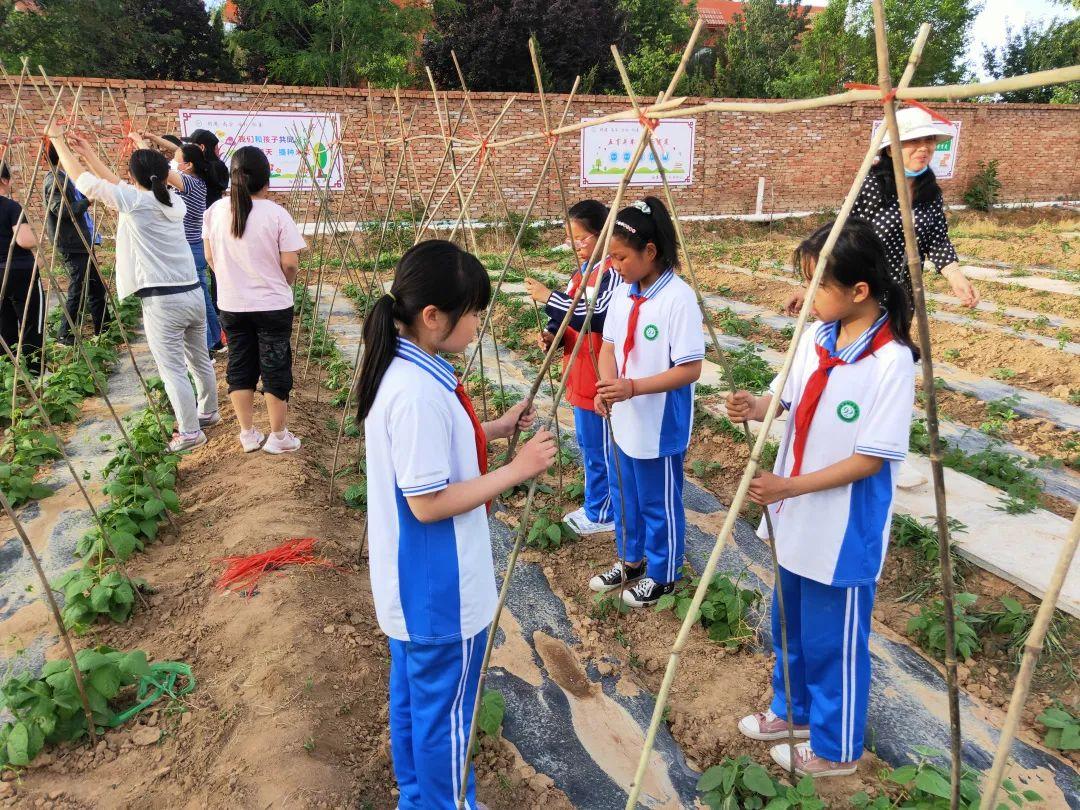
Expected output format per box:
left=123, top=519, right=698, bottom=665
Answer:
left=611, top=195, right=680, bottom=270
left=792, top=218, right=919, bottom=360
left=229, top=145, right=271, bottom=238
left=354, top=240, right=491, bottom=423
left=128, top=149, right=172, bottom=207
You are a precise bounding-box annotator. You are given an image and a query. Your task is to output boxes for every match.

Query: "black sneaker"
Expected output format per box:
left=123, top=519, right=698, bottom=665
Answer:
left=588, top=560, right=645, bottom=593
left=621, top=577, right=675, bottom=608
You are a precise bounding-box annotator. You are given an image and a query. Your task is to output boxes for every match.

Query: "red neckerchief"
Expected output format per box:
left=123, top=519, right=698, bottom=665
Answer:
left=568, top=257, right=610, bottom=300
left=453, top=380, right=490, bottom=510
left=790, top=320, right=895, bottom=478
left=621, top=293, right=647, bottom=376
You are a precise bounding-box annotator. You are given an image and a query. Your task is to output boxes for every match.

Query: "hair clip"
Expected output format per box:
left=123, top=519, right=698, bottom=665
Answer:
left=631, top=200, right=652, bottom=215
left=615, top=219, right=637, bottom=234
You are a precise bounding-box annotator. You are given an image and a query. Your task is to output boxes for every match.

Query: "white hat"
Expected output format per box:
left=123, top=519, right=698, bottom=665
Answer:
left=880, top=107, right=953, bottom=149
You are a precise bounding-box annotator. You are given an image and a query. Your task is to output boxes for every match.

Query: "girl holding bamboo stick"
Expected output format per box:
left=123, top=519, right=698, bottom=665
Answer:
left=728, top=218, right=917, bottom=777
left=355, top=240, right=554, bottom=809
left=525, top=199, right=618, bottom=536
left=591, top=197, right=705, bottom=608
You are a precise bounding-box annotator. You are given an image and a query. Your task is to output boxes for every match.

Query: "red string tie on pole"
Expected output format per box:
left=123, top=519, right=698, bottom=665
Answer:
left=545, top=131, right=559, bottom=149
left=478, top=138, right=489, bottom=164
left=638, top=112, right=658, bottom=132
left=844, top=83, right=951, bottom=124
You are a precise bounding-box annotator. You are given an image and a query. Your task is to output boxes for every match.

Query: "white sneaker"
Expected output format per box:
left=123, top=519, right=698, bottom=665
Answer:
left=198, top=410, right=221, bottom=428
left=737, top=708, right=810, bottom=741
left=239, top=428, right=265, bottom=453
left=263, top=430, right=301, bottom=454
left=167, top=430, right=207, bottom=453
left=563, top=507, right=615, bottom=535
left=770, top=741, right=858, bottom=777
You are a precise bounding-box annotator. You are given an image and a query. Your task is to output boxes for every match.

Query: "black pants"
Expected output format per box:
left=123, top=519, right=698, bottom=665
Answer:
left=219, top=307, right=294, bottom=401
left=57, top=250, right=108, bottom=342
left=0, top=265, right=45, bottom=372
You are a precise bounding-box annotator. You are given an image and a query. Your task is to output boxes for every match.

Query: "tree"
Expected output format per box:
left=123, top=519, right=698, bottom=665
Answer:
left=125, top=0, right=238, bottom=82
left=422, top=0, right=626, bottom=93
left=711, top=0, right=810, bottom=98
left=617, top=0, right=693, bottom=96
left=982, top=18, right=1080, bottom=103
left=233, top=0, right=431, bottom=88
left=772, top=0, right=859, bottom=98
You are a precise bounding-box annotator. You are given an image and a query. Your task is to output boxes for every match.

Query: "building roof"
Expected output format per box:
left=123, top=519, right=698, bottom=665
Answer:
left=692, top=0, right=823, bottom=29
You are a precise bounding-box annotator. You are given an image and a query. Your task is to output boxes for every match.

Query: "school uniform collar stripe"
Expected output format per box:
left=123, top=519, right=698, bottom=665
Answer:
left=815, top=312, right=889, bottom=363
left=396, top=336, right=457, bottom=391
left=628, top=268, right=675, bottom=300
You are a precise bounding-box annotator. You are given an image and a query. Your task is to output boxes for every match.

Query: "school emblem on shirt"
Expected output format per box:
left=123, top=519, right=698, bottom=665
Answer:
left=643, top=324, right=659, bottom=341
left=837, top=400, right=860, bottom=423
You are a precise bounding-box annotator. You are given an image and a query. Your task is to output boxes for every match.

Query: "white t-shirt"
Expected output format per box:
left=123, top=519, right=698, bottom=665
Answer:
left=602, top=271, right=705, bottom=459
left=364, top=337, right=497, bottom=644
left=759, top=317, right=916, bottom=587
left=202, top=198, right=306, bottom=313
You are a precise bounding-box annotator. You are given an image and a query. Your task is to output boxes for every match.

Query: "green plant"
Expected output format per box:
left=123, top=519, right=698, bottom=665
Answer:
left=1036, top=704, right=1079, bottom=750
left=697, top=755, right=824, bottom=810
left=656, top=570, right=761, bottom=648
left=0, top=646, right=151, bottom=767
left=472, top=688, right=506, bottom=753
left=590, top=593, right=630, bottom=620
left=691, top=460, right=724, bottom=478
left=963, top=159, right=1001, bottom=212
left=851, top=746, right=1040, bottom=808
left=907, top=592, right=982, bottom=662
left=343, top=482, right=367, bottom=510
left=52, top=568, right=143, bottom=627
left=526, top=512, right=576, bottom=551
left=1055, top=327, right=1072, bottom=350
left=942, top=348, right=960, bottom=361
left=990, top=367, right=1016, bottom=380
left=725, top=344, right=773, bottom=394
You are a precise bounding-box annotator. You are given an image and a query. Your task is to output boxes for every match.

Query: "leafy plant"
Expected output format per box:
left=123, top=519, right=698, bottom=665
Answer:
left=990, top=367, right=1016, bottom=380
left=526, top=512, right=576, bottom=551
left=907, top=592, right=982, bottom=662
left=472, top=688, right=506, bottom=754
left=725, top=344, right=773, bottom=394
left=656, top=570, right=761, bottom=648
left=52, top=568, right=143, bottom=628
left=963, top=160, right=1001, bottom=212
left=698, top=755, right=823, bottom=810
left=1037, top=704, right=1079, bottom=751
left=343, top=482, right=366, bottom=510
left=0, top=646, right=152, bottom=768
left=851, top=746, right=1040, bottom=808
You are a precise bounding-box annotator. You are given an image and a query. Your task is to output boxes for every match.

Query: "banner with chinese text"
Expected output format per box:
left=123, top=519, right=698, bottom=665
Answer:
left=579, top=118, right=695, bottom=187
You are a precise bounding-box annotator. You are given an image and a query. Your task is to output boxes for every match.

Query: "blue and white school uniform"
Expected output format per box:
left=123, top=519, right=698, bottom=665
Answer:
left=365, top=337, right=495, bottom=809
left=761, top=316, right=915, bottom=763
left=601, top=270, right=705, bottom=584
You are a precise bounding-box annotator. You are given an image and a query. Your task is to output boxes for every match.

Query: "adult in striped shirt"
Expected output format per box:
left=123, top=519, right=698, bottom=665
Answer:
left=133, top=133, right=221, bottom=353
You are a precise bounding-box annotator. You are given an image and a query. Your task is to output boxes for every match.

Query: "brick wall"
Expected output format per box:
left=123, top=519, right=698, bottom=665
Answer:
left=4, top=76, right=1079, bottom=222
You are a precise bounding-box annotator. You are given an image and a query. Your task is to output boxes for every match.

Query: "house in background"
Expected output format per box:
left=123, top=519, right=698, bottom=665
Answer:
left=691, top=0, right=824, bottom=33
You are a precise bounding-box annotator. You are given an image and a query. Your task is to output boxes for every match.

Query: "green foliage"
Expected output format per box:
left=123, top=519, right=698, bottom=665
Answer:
left=1037, top=704, right=1080, bottom=751
left=233, top=0, right=430, bottom=87
left=472, top=688, right=506, bottom=753
left=851, top=746, right=1041, bottom=808
left=725, top=344, right=774, bottom=394
left=526, top=512, right=577, bottom=551
left=53, top=568, right=143, bottom=628
left=706, top=0, right=812, bottom=99
left=0, top=646, right=151, bottom=768
left=343, top=482, right=367, bottom=510
left=698, top=755, right=824, bottom=810
left=982, top=17, right=1080, bottom=104
left=656, top=570, right=761, bottom=648
left=906, top=592, right=982, bottom=662
left=963, top=160, right=1002, bottom=212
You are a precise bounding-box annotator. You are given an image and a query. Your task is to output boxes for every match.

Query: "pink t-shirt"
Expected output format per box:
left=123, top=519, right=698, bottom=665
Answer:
left=203, top=198, right=306, bottom=312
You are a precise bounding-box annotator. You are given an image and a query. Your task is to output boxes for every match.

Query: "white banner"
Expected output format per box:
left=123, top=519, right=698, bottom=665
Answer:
left=580, top=118, right=695, bottom=187
left=178, top=109, right=345, bottom=191
left=871, top=119, right=962, bottom=180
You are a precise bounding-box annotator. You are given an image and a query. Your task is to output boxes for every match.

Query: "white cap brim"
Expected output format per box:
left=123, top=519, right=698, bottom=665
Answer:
left=880, top=124, right=954, bottom=149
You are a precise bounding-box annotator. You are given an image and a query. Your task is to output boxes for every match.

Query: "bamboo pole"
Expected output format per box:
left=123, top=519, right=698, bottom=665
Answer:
left=871, top=3, right=962, bottom=805
left=622, top=34, right=928, bottom=810
left=0, top=487, right=98, bottom=745
left=978, top=508, right=1079, bottom=810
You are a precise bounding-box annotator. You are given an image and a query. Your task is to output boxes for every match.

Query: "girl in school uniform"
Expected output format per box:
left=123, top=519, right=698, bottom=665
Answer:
left=727, top=218, right=917, bottom=777
left=355, top=240, right=556, bottom=809
left=590, top=197, right=705, bottom=608
left=524, top=199, right=618, bottom=536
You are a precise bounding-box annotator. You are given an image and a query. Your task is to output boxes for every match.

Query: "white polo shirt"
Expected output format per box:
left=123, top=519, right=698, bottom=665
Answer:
left=602, top=270, right=705, bottom=459
left=364, top=337, right=497, bottom=644
left=759, top=317, right=916, bottom=587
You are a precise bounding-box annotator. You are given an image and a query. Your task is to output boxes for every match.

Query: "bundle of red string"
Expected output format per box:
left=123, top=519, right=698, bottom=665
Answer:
left=215, top=537, right=335, bottom=597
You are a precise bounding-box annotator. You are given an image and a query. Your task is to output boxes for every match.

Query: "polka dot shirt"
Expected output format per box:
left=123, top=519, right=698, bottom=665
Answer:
left=852, top=173, right=959, bottom=295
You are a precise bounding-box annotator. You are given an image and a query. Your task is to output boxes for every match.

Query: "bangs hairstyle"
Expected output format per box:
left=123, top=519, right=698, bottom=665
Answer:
left=792, top=218, right=918, bottom=359
left=567, top=199, right=608, bottom=235
left=353, top=240, right=491, bottom=422
left=612, top=196, right=679, bottom=269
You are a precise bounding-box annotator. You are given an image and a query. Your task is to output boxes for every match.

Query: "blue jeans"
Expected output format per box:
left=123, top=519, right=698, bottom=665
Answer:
left=188, top=240, right=221, bottom=351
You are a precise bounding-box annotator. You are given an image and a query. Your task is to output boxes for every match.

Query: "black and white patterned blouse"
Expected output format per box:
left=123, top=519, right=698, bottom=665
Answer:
left=851, top=173, right=959, bottom=293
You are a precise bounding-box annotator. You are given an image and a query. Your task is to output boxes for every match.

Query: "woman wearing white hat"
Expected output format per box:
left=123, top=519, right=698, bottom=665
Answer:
left=786, top=106, right=979, bottom=314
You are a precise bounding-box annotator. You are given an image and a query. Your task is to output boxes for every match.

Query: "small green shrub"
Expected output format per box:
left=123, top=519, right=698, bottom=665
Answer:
left=656, top=570, right=761, bottom=648
left=472, top=688, right=506, bottom=754
left=698, top=755, right=823, bottom=809
left=963, top=160, right=1001, bottom=212
left=907, top=592, right=982, bottom=662
left=1037, top=704, right=1079, bottom=751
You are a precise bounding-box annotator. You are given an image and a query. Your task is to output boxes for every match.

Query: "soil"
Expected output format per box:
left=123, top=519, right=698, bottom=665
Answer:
left=924, top=272, right=1080, bottom=321
left=4, top=349, right=570, bottom=810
